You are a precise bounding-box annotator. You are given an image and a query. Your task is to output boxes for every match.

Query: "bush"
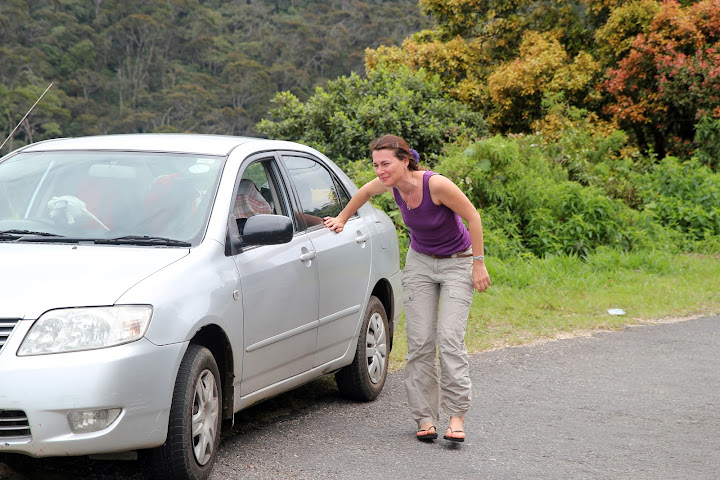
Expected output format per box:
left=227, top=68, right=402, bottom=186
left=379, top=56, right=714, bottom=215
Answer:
left=257, top=63, right=487, bottom=169
left=433, top=134, right=700, bottom=259
left=633, top=156, right=720, bottom=250
left=694, top=116, right=720, bottom=170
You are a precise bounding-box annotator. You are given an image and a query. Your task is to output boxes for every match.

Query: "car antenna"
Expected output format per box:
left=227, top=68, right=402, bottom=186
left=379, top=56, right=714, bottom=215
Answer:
left=0, top=82, right=55, bottom=153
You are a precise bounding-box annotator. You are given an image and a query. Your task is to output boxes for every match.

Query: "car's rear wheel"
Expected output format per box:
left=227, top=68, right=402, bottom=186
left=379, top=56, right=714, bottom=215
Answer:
left=150, top=345, right=221, bottom=480
left=336, top=296, right=389, bottom=401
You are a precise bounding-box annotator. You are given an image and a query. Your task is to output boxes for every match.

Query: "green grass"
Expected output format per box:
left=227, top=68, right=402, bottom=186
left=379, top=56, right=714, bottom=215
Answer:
left=389, top=250, right=720, bottom=370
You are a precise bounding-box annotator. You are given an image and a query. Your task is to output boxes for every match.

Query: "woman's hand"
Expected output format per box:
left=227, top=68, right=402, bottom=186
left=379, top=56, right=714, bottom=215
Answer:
left=473, top=262, right=491, bottom=293
left=323, top=216, right=345, bottom=233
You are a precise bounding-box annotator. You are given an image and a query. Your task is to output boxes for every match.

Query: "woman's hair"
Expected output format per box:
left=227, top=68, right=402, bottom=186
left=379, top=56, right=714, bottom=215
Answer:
left=370, top=134, right=421, bottom=171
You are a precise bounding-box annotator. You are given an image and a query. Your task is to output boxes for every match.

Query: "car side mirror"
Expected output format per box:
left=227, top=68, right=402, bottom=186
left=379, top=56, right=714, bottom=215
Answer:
left=242, top=214, right=293, bottom=246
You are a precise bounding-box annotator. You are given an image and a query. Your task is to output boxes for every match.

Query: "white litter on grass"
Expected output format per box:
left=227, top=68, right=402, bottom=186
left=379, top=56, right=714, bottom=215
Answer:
left=608, top=308, right=626, bottom=315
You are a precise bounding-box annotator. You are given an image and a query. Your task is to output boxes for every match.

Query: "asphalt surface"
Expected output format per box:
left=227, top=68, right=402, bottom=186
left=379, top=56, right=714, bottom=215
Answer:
left=2, top=314, right=718, bottom=480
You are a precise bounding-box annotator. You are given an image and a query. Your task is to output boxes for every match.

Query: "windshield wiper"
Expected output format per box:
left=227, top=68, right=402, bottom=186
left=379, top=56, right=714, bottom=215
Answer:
left=0, top=229, right=62, bottom=237
left=93, top=235, right=192, bottom=247
left=0, top=231, right=190, bottom=246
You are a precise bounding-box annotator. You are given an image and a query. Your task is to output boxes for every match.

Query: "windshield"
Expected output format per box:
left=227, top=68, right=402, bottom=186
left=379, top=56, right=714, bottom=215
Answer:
left=0, top=150, right=224, bottom=245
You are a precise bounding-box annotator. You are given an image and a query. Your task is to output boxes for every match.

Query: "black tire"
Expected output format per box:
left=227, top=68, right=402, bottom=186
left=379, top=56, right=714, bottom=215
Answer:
left=150, top=345, right=222, bottom=480
left=336, top=296, right=389, bottom=401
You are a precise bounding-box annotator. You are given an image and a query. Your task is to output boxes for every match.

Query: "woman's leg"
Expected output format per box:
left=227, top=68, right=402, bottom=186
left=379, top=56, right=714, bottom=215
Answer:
left=437, top=256, right=474, bottom=423
left=402, top=249, right=441, bottom=429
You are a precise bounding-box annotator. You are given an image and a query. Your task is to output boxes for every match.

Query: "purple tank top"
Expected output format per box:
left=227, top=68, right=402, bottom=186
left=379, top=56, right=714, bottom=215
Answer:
left=393, top=170, right=471, bottom=256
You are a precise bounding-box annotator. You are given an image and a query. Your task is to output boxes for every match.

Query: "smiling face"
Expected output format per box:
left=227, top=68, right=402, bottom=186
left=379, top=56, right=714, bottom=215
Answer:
left=372, top=149, right=408, bottom=187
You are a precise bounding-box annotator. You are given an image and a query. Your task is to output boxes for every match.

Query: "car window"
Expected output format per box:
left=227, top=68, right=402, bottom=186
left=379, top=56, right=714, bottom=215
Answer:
left=283, top=155, right=346, bottom=228
left=233, top=158, right=292, bottom=234
left=235, top=162, right=274, bottom=219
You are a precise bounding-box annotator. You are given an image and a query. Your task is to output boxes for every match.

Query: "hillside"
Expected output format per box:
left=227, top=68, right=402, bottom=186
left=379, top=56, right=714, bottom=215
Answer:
left=0, top=0, right=431, bottom=153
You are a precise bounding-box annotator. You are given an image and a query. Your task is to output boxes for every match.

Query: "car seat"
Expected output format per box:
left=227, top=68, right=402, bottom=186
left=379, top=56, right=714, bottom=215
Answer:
left=234, top=179, right=272, bottom=218
left=234, top=179, right=273, bottom=233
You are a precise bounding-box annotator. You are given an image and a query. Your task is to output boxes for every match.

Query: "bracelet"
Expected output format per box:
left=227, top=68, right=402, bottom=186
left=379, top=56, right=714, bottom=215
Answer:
left=472, top=255, right=485, bottom=261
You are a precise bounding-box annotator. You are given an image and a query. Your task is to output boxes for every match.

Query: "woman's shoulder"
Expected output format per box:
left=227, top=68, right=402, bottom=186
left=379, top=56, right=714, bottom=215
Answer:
left=426, top=171, right=452, bottom=188
left=427, top=172, right=464, bottom=204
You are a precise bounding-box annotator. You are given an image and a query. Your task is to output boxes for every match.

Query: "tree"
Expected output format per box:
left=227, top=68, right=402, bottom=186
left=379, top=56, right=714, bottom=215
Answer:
left=366, top=1, right=601, bottom=132
left=602, top=0, right=720, bottom=158
left=487, top=30, right=602, bottom=132
left=257, top=63, right=487, bottom=167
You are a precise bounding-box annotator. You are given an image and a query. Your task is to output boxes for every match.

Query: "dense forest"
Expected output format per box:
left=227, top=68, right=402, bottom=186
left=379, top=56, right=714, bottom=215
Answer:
left=0, top=0, right=431, bottom=153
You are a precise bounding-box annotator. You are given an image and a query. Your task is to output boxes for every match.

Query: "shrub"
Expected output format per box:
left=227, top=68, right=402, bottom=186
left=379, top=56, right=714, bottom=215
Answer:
left=694, top=116, right=720, bottom=170
left=633, top=156, right=720, bottom=249
left=257, top=63, right=487, bottom=169
left=434, top=135, right=651, bottom=258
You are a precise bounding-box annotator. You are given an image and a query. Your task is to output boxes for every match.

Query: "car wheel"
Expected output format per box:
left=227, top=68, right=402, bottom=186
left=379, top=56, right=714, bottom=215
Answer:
left=150, top=345, right=221, bottom=480
left=335, top=296, right=389, bottom=401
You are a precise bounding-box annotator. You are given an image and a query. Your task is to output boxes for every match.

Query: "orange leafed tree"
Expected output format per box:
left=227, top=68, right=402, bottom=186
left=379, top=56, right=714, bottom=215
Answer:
left=602, top=0, right=720, bottom=157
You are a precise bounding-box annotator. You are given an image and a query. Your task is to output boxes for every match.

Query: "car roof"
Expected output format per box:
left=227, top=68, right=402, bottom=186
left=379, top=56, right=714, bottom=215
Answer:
left=18, top=134, right=309, bottom=157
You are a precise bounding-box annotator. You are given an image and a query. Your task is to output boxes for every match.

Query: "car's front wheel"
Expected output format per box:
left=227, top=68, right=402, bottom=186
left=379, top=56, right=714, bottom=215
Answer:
left=150, top=345, right=221, bottom=480
left=336, top=296, right=389, bottom=401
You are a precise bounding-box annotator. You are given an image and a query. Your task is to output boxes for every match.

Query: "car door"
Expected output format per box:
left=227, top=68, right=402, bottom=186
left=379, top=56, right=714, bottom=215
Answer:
left=232, top=156, right=319, bottom=397
left=281, top=154, right=372, bottom=367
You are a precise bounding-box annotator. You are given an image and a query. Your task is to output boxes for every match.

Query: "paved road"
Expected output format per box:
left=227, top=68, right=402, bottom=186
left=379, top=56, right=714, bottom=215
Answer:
left=2, top=315, right=718, bottom=480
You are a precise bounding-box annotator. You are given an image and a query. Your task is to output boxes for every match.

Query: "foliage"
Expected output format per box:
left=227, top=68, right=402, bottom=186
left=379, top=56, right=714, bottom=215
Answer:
left=487, top=31, right=603, bottom=132
left=530, top=93, right=650, bottom=206
left=693, top=116, right=720, bottom=169
left=363, top=0, right=720, bottom=165
left=593, top=0, right=661, bottom=63
left=632, top=156, right=720, bottom=250
left=367, top=1, right=604, bottom=133
left=258, top=63, right=487, bottom=167
left=0, top=0, right=431, bottom=154
left=602, top=0, right=720, bottom=158
left=433, top=134, right=693, bottom=259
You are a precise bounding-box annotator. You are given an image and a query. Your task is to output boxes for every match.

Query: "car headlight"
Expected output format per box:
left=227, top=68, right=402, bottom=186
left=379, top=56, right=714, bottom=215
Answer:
left=17, top=305, right=153, bottom=356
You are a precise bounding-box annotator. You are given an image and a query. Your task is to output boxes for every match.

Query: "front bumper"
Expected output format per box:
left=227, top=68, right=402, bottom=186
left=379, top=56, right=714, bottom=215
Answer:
left=0, top=320, right=186, bottom=457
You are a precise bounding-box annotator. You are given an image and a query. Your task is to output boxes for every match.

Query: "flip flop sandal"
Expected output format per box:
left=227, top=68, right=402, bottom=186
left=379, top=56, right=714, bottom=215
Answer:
left=444, top=428, right=465, bottom=443
left=416, top=425, right=438, bottom=441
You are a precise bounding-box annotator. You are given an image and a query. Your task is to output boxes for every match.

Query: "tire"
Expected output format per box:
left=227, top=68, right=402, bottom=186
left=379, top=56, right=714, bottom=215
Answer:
left=335, top=296, right=389, bottom=401
left=150, top=345, right=222, bottom=480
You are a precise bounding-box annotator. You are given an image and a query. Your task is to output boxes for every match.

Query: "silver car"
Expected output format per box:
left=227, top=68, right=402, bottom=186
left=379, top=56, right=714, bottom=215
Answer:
left=0, top=134, right=402, bottom=480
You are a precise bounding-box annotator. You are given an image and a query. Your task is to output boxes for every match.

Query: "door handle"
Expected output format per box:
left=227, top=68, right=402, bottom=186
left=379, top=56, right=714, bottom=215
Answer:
left=299, top=251, right=317, bottom=262
left=355, top=233, right=370, bottom=244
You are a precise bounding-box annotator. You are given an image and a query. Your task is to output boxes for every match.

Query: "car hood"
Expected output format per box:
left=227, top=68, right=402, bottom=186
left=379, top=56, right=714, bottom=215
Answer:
left=0, top=243, right=189, bottom=320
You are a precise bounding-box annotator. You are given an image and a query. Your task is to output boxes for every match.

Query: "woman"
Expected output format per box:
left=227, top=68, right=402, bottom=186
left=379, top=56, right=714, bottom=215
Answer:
left=324, top=134, right=491, bottom=443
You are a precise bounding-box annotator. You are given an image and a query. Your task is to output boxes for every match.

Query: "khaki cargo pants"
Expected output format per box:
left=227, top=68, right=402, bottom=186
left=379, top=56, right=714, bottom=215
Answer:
left=402, top=247, right=474, bottom=428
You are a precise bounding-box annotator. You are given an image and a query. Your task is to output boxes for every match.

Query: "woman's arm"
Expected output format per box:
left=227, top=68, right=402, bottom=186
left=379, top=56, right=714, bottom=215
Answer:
left=429, top=175, right=491, bottom=293
left=323, top=177, right=388, bottom=233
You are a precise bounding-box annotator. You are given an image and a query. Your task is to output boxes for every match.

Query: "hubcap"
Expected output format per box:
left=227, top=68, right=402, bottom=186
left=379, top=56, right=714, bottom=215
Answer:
left=192, top=369, right=219, bottom=465
left=365, top=312, right=387, bottom=384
